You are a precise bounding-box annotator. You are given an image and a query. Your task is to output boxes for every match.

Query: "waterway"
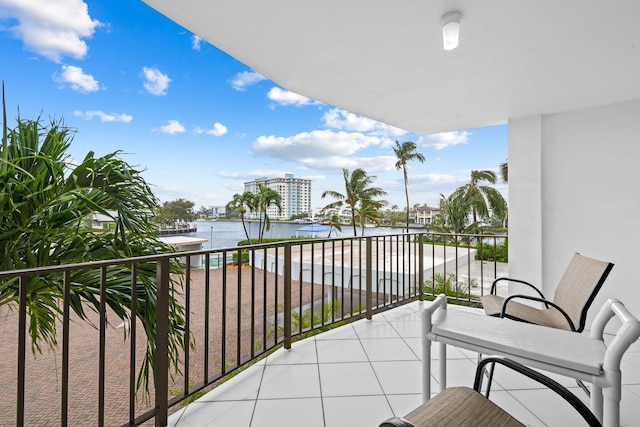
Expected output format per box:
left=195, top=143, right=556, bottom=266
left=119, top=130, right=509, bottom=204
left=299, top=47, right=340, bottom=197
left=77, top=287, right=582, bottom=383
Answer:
left=184, top=220, right=408, bottom=249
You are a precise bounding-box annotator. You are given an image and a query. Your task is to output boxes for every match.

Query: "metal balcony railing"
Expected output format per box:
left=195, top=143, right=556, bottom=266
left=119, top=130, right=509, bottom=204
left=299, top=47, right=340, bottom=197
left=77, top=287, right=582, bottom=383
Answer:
left=0, top=231, right=507, bottom=426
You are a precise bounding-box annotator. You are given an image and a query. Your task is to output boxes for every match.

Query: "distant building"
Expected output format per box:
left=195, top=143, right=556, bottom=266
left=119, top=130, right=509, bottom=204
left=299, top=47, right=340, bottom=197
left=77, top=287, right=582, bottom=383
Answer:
left=244, top=174, right=311, bottom=220
left=409, top=204, right=441, bottom=225
left=210, top=206, right=226, bottom=217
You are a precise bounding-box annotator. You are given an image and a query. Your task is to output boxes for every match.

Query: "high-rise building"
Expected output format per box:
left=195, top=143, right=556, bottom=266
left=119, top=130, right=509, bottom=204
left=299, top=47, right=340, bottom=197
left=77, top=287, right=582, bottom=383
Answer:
left=244, top=174, right=311, bottom=220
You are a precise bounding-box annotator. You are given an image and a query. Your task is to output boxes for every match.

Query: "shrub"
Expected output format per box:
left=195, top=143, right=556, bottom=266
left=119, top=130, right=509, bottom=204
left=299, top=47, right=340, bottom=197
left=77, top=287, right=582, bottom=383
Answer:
left=475, top=239, right=508, bottom=262
left=423, top=273, right=473, bottom=299
left=232, top=250, right=250, bottom=266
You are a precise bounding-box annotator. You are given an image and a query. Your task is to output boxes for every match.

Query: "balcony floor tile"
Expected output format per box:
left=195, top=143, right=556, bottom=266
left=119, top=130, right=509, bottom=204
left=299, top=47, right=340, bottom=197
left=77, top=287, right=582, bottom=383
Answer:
left=258, top=364, right=321, bottom=399
left=251, top=398, right=324, bottom=427
left=323, top=395, right=393, bottom=427
left=169, top=400, right=255, bottom=427
left=315, top=339, right=368, bottom=363
left=266, top=339, right=318, bottom=365
left=360, top=337, right=417, bottom=361
left=318, top=362, right=383, bottom=397
left=371, top=360, right=423, bottom=394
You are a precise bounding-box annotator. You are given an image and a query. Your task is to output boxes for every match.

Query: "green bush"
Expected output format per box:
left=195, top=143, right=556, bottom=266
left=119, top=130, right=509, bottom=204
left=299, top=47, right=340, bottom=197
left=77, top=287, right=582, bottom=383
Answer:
left=423, top=273, right=473, bottom=299
left=475, top=239, right=508, bottom=262
left=232, top=250, right=250, bottom=265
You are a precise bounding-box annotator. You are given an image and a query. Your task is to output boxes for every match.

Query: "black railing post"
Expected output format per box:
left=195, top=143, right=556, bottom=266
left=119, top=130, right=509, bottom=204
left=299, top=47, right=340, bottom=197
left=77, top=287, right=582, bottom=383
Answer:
left=155, top=258, right=170, bottom=427
left=62, top=271, right=71, bottom=427
left=284, top=243, right=292, bottom=349
left=366, top=237, right=373, bottom=319
left=99, top=266, right=107, bottom=427
left=17, top=275, right=27, bottom=427
left=418, top=234, right=424, bottom=301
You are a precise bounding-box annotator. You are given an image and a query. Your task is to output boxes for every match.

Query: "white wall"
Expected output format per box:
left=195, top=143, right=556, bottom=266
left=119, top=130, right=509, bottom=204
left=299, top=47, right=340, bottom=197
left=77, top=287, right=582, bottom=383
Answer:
left=507, top=115, right=543, bottom=294
left=509, top=99, right=640, bottom=323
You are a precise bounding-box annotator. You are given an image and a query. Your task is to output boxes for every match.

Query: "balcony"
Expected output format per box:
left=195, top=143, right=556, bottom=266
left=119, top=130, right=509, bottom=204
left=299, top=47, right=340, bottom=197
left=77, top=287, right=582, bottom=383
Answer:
left=169, top=301, right=640, bottom=427
left=3, top=232, right=638, bottom=426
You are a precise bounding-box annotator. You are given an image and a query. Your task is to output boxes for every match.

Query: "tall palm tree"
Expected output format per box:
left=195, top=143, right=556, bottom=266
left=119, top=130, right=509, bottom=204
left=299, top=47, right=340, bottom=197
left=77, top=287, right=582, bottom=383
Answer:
left=321, top=168, right=387, bottom=236
left=451, top=169, right=507, bottom=224
left=256, top=184, right=282, bottom=243
left=0, top=111, right=186, bottom=394
left=393, top=140, right=425, bottom=232
left=227, top=190, right=257, bottom=241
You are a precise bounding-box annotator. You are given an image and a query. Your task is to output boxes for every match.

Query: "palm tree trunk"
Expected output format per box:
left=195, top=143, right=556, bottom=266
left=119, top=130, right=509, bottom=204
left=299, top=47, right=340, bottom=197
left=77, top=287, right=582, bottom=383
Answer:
left=403, top=166, right=410, bottom=233
left=240, top=213, right=250, bottom=241
left=350, top=210, right=357, bottom=236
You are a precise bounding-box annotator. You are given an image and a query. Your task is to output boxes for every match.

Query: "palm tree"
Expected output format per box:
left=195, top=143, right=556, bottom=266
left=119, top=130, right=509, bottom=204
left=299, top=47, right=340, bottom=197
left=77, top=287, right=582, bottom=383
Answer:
left=321, top=168, right=387, bottom=236
left=355, top=198, right=387, bottom=236
left=433, top=193, right=475, bottom=234
left=0, top=108, right=186, bottom=394
left=227, top=191, right=257, bottom=241
left=393, top=140, right=425, bottom=232
left=388, top=204, right=399, bottom=226
left=255, top=184, right=282, bottom=243
left=499, top=159, right=508, bottom=183
left=429, top=192, right=481, bottom=246
left=499, top=160, right=509, bottom=227
left=451, top=169, right=507, bottom=224
left=326, top=214, right=342, bottom=237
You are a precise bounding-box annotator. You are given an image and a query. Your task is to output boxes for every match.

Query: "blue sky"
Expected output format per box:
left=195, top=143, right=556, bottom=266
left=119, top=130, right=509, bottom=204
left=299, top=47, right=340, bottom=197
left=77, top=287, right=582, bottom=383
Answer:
left=0, top=0, right=507, bottom=212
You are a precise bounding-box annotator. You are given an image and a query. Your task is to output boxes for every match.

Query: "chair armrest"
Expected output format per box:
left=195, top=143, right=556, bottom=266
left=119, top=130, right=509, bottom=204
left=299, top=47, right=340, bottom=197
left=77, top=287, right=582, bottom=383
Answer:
left=489, top=277, right=545, bottom=299
left=379, top=417, right=415, bottom=427
left=501, top=294, right=576, bottom=331
left=475, top=357, right=601, bottom=427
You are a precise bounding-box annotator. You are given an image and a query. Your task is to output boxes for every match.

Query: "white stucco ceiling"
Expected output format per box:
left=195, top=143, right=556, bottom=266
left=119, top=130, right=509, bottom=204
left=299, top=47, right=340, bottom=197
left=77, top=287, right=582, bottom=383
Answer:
left=142, top=0, right=640, bottom=135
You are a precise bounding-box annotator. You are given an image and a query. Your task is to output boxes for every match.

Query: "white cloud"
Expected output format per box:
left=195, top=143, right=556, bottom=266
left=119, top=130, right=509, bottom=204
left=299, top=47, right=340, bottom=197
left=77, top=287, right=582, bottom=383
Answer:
left=304, top=155, right=396, bottom=173
left=142, top=66, right=171, bottom=96
left=418, top=131, right=470, bottom=150
left=412, top=172, right=465, bottom=187
left=194, top=122, right=228, bottom=137
left=54, top=65, right=99, bottom=93
left=0, top=0, right=101, bottom=62
left=252, top=129, right=396, bottom=172
left=267, top=87, right=320, bottom=107
left=73, top=110, right=132, bottom=122
left=323, top=108, right=407, bottom=137
left=159, top=120, right=185, bottom=134
left=229, top=71, right=266, bottom=91
left=218, top=169, right=292, bottom=180
left=218, top=169, right=324, bottom=187
left=254, top=130, right=384, bottom=161
left=191, top=34, right=202, bottom=50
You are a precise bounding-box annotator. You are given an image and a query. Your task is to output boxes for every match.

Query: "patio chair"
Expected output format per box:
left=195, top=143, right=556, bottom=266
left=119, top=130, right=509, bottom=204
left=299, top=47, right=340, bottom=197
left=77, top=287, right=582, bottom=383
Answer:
left=379, top=356, right=601, bottom=427
left=480, top=252, right=613, bottom=332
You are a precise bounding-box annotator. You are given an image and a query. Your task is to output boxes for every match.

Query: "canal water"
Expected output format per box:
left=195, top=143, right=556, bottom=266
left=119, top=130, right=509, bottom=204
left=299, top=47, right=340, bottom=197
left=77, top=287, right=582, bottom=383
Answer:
left=183, top=220, right=407, bottom=249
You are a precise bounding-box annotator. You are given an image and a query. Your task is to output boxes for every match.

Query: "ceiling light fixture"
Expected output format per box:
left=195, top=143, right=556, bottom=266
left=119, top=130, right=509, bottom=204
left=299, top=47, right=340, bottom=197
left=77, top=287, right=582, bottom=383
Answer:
left=441, top=11, right=462, bottom=51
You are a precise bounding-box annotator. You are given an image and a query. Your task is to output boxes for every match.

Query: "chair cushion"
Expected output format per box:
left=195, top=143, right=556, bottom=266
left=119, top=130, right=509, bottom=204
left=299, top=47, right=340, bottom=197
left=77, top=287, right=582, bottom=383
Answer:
left=404, top=387, right=524, bottom=426
left=480, top=295, right=574, bottom=330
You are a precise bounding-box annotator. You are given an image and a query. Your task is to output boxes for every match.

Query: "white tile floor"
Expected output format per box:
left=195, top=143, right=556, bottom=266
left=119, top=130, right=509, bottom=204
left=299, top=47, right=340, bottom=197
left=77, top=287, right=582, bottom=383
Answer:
left=168, top=301, right=640, bottom=427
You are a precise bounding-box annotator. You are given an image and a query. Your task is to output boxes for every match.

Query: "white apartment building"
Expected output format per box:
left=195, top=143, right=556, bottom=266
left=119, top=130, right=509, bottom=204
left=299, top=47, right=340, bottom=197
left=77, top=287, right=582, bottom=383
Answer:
left=244, top=174, right=311, bottom=220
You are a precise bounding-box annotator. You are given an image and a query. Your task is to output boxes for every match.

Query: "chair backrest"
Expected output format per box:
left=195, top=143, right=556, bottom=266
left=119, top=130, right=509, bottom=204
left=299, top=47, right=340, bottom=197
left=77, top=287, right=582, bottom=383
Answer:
left=552, top=253, right=614, bottom=332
